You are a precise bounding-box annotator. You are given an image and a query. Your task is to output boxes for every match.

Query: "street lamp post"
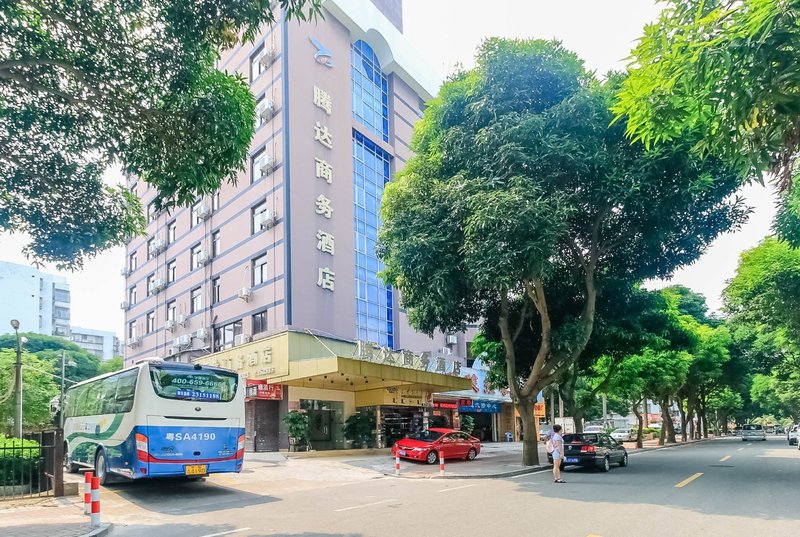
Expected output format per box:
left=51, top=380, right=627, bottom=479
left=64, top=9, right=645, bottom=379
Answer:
left=10, top=319, right=22, bottom=438
left=59, top=351, right=77, bottom=429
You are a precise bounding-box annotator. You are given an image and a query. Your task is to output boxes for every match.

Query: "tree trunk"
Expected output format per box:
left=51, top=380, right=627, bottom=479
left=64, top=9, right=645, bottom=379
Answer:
left=632, top=399, right=644, bottom=448
left=517, top=398, right=539, bottom=466
left=665, top=399, right=677, bottom=444
left=573, top=411, right=584, bottom=434
left=699, top=389, right=709, bottom=439
left=677, top=396, right=687, bottom=443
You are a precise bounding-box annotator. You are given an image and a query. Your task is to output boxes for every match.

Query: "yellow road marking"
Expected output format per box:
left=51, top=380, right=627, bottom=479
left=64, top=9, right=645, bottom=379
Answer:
left=720, top=455, right=731, bottom=462
left=674, top=472, right=704, bottom=488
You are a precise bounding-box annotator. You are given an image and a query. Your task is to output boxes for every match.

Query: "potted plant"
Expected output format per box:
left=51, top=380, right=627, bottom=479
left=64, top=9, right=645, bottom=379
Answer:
left=459, top=415, right=475, bottom=435
left=343, top=411, right=375, bottom=448
left=282, top=410, right=310, bottom=452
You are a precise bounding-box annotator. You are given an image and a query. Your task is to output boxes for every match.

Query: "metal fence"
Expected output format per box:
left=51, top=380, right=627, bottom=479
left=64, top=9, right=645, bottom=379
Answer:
left=0, top=429, right=64, bottom=500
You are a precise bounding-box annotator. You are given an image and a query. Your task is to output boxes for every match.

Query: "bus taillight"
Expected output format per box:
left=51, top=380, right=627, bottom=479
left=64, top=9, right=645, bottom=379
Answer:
left=136, top=433, right=150, bottom=462
left=237, top=434, right=245, bottom=458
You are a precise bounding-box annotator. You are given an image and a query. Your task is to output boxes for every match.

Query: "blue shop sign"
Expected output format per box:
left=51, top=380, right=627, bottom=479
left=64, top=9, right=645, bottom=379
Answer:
left=458, top=401, right=501, bottom=413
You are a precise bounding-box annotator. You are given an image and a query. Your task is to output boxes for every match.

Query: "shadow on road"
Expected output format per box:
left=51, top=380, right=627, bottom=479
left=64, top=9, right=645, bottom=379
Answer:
left=106, top=477, right=279, bottom=515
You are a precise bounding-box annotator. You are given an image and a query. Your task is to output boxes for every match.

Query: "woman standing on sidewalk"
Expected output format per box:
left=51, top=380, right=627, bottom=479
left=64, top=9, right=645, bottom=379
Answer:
left=551, top=424, right=565, bottom=483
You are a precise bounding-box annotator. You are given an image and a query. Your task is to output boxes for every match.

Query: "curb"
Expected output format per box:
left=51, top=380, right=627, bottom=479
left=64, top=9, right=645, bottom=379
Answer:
left=80, top=523, right=112, bottom=537
left=381, top=438, right=714, bottom=480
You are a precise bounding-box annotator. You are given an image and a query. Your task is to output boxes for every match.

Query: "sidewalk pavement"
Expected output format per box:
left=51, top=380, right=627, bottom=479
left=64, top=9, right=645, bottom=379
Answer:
left=0, top=495, right=111, bottom=537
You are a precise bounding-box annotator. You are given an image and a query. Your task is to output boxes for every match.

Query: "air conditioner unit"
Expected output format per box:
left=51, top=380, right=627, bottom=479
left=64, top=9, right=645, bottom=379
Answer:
left=258, top=47, right=277, bottom=67
left=173, top=334, right=191, bottom=347
left=256, top=209, right=276, bottom=229
left=148, top=278, right=166, bottom=294
left=196, top=205, right=211, bottom=221
left=440, top=347, right=453, bottom=356
left=120, top=301, right=129, bottom=310
left=166, top=347, right=176, bottom=357
left=259, top=155, right=276, bottom=176
left=148, top=237, right=166, bottom=255
left=176, top=314, right=187, bottom=326
left=258, top=99, right=275, bottom=122
left=446, top=335, right=458, bottom=346
left=195, top=327, right=208, bottom=341
left=238, top=287, right=252, bottom=301
left=234, top=334, right=251, bottom=346
left=120, top=267, right=130, bottom=277
left=197, top=250, right=211, bottom=266
left=126, top=336, right=142, bottom=347
left=165, top=319, right=176, bottom=331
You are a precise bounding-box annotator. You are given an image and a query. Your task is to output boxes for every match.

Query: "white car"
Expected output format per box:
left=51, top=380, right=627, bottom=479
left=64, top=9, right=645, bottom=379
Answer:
left=741, top=424, right=767, bottom=442
left=611, top=428, right=635, bottom=442
left=583, top=425, right=604, bottom=434
left=788, top=425, right=798, bottom=446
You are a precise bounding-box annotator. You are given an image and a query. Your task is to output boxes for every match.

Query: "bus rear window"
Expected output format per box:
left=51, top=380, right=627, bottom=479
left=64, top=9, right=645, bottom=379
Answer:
left=149, top=365, right=238, bottom=402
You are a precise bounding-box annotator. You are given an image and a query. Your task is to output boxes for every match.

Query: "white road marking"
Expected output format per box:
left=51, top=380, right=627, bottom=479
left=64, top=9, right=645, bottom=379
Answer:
left=437, top=484, right=477, bottom=493
left=720, top=455, right=731, bottom=462
left=199, top=528, right=251, bottom=537
left=334, top=499, right=397, bottom=512
left=737, top=447, right=744, bottom=451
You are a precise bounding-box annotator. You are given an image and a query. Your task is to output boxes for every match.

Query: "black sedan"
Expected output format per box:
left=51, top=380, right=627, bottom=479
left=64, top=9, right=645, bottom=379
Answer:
left=547, top=433, right=628, bottom=472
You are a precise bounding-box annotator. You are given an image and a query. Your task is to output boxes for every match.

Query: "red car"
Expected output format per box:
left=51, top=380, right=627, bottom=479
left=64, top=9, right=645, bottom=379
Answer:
left=391, top=428, right=481, bottom=464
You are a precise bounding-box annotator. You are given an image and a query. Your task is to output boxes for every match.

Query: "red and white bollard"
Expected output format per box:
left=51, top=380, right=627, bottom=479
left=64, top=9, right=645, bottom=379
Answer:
left=439, top=453, right=445, bottom=476
left=83, top=472, right=93, bottom=515
left=395, top=455, right=400, bottom=476
left=90, top=476, right=101, bottom=527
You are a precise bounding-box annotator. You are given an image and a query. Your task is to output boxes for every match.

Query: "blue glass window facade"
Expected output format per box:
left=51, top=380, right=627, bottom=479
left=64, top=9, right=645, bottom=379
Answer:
left=351, top=41, right=389, bottom=142
left=353, top=131, right=393, bottom=348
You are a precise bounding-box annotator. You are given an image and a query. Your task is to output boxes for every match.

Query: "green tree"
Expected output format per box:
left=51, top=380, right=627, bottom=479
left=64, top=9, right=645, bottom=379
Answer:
left=707, top=387, right=744, bottom=434
left=0, top=332, right=100, bottom=382
left=0, top=350, right=59, bottom=432
left=99, top=356, right=124, bottom=375
left=614, top=0, right=800, bottom=242
left=378, top=38, right=747, bottom=465
left=0, top=0, right=320, bottom=268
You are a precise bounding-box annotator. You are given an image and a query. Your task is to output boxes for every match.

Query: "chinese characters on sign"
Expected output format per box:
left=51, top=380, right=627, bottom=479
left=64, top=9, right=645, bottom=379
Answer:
left=313, top=83, right=335, bottom=292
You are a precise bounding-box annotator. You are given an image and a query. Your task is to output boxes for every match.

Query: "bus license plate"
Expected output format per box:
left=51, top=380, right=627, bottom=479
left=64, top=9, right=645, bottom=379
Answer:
left=185, top=464, right=207, bottom=476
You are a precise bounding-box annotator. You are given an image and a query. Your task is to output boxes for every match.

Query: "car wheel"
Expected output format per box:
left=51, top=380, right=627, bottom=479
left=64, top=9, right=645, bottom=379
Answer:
left=619, top=453, right=628, bottom=467
left=64, top=445, right=80, bottom=473
left=601, top=457, right=610, bottom=472
left=467, top=448, right=477, bottom=461
left=94, top=450, right=110, bottom=486
left=426, top=451, right=439, bottom=465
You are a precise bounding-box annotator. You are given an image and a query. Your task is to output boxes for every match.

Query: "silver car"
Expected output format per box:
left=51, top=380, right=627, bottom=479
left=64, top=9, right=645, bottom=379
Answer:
left=741, top=424, right=766, bottom=442
left=611, top=427, right=635, bottom=442
left=788, top=425, right=798, bottom=446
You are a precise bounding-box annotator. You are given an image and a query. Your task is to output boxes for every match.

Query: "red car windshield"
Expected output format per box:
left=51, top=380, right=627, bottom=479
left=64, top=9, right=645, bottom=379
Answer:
left=407, top=430, right=444, bottom=442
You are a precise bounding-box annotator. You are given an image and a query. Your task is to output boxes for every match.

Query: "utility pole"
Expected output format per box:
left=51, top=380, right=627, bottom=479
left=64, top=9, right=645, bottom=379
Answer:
left=602, top=394, right=608, bottom=429
left=10, top=319, right=23, bottom=438
left=59, top=350, right=66, bottom=429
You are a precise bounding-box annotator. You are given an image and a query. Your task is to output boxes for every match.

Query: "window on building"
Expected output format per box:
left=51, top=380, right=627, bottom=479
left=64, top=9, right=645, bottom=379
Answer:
left=190, top=287, right=202, bottom=314
left=146, top=273, right=155, bottom=297
left=212, top=277, right=221, bottom=304
left=255, top=95, right=267, bottom=129
left=54, top=289, right=70, bottom=303
left=213, top=320, right=242, bottom=352
left=191, top=200, right=204, bottom=227
left=129, top=252, right=138, bottom=272
left=252, top=309, right=268, bottom=334
left=252, top=201, right=269, bottom=234
left=147, top=201, right=158, bottom=223
left=212, top=191, right=221, bottom=211
left=253, top=254, right=268, bottom=286
left=128, top=286, right=137, bottom=305
left=212, top=231, right=221, bottom=257
left=146, top=311, right=155, bottom=333
left=250, top=44, right=268, bottom=83
left=146, top=237, right=155, bottom=260
left=353, top=131, right=394, bottom=348
left=130, top=182, right=137, bottom=196
left=166, top=300, right=176, bottom=322
left=251, top=148, right=272, bottom=183
left=128, top=320, right=137, bottom=339
left=167, top=260, right=177, bottom=283
left=167, top=220, right=177, bottom=244
left=351, top=40, right=389, bottom=141
left=190, top=243, right=202, bottom=270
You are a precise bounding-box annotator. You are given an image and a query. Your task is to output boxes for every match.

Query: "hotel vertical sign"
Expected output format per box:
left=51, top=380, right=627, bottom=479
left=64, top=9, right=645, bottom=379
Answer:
left=312, top=81, right=336, bottom=293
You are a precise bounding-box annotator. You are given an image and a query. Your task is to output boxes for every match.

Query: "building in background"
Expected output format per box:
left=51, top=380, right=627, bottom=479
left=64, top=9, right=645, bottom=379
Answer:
left=70, top=326, right=121, bottom=360
left=122, top=0, right=475, bottom=450
left=0, top=260, right=71, bottom=337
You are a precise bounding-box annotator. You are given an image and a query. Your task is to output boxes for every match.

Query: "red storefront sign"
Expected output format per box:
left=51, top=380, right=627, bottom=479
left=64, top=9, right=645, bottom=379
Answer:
left=434, top=402, right=458, bottom=409
left=245, top=380, right=283, bottom=400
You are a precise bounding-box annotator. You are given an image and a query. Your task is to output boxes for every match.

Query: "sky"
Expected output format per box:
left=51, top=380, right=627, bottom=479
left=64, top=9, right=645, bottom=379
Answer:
left=0, top=0, right=778, bottom=336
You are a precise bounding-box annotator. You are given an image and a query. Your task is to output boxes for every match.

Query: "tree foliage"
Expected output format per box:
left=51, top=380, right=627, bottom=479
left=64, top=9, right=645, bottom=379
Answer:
left=0, top=0, right=321, bottom=268
left=379, top=38, right=747, bottom=465
left=0, top=332, right=100, bottom=382
left=0, top=350, right=58, bottom=432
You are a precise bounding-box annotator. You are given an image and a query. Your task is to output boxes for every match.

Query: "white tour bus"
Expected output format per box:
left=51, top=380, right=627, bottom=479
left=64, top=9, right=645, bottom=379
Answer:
left=63, top=358, right=245, bottom=484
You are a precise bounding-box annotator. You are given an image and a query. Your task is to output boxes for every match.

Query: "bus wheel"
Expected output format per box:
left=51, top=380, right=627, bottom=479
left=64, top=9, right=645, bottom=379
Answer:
left=94, top=450, right=110, bottom=486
